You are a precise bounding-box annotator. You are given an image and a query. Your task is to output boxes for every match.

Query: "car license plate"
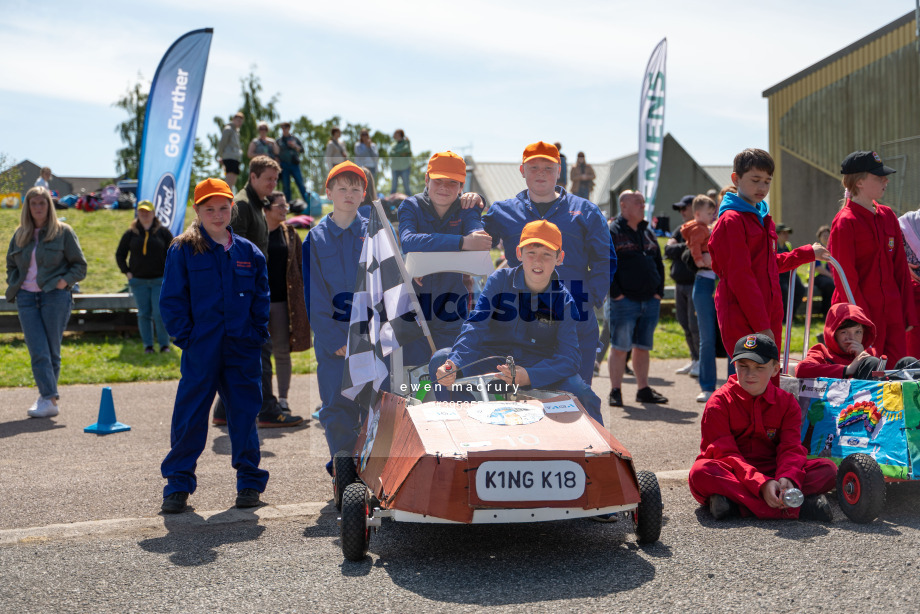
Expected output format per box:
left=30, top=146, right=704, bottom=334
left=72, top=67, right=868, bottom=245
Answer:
left=475, top=460, right=586, bottom=502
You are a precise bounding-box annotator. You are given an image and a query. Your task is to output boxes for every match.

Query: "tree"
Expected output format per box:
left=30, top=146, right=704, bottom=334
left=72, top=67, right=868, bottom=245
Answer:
left=0, top=152, right=23, bottom=205
left=113, top=75, right=148, bottom=179
left=189, top=137, right=218, bottom=203
left=802, top=401, right=826, bottom=453
left=210, top=69, right=280, bottom=191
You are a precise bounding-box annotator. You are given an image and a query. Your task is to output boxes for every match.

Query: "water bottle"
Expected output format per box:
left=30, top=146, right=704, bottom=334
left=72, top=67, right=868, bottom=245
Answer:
left=782, top=487, right=804, bottom=508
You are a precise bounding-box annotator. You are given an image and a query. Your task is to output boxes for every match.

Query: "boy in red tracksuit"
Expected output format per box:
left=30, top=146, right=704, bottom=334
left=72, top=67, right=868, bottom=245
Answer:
left=829, top=150, right=917, bottom=364
left=689, top=333, right=837, bottom=521
left=709, top=149, right=829, bottom=364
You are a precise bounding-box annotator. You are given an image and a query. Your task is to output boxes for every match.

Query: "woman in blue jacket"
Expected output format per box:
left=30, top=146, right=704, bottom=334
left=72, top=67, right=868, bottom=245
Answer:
left=6, top=186, right=86, bottom=418
left=158, top=178, right=271, bottom=514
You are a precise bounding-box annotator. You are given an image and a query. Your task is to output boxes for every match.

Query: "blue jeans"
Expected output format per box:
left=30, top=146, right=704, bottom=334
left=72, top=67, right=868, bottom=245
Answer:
left=692, top=275, right=717, bottom=392
left=607, top=297, right=660, bottom=351
left=391, top=168, right=410, bottom=194
left=129, top=277, right=169, bottom=349
left=427, top=348, right=603, bottom=424
left=280, top=161, right=308, bottom=203
left=16, top=289, right=72, bottom=400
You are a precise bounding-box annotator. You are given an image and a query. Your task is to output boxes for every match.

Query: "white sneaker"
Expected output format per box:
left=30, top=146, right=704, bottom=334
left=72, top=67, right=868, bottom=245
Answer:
left=696, top=391, right=713, bottom=403
left=27, top=396, right=41, bottom=414
left=675, top=362, right=694, bottom=374
left=28, top=397, right=59, bottom=418
left=689, top=360, right=700, bottom=378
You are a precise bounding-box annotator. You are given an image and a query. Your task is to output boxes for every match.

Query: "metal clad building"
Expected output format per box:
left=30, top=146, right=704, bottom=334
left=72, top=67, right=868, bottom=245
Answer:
left=762, top=11, right=919, bottom=240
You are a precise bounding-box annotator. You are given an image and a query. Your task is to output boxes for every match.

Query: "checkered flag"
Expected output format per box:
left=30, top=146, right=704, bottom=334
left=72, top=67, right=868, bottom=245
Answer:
left=342, top=202, right=431, bottom=405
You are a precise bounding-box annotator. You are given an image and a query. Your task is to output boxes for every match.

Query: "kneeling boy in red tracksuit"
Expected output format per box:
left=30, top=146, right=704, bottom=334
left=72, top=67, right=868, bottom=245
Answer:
left=796, top=303, right=918, bottom=380
left=689, top=333, right=837, bottom=521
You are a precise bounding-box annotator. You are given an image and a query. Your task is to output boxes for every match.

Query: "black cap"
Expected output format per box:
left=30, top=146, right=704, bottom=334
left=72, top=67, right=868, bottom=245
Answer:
left=840, top=151, right=896, bottom=176
left=775, top=223, right=793, bottom=234
left=731, top=333, right=779, bottom=364
left=672, top=194, right=694, bottom=211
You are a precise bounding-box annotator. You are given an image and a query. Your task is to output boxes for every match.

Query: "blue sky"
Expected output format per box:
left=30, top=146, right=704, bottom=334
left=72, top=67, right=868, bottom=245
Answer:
left=0, top=0, right=914, bottom=177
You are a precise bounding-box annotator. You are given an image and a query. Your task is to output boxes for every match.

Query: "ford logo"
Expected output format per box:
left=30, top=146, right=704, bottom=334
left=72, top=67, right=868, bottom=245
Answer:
left=846, top=437, right=860, bottom=446
left=153, top=173, right=177, bottom=228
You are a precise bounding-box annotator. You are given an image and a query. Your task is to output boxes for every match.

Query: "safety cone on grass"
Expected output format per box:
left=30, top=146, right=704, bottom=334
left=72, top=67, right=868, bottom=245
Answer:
left=84, top=387, right=131, bottom=434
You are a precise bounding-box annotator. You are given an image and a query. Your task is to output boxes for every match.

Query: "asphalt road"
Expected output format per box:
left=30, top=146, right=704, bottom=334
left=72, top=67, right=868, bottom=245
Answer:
left=2, top=359, right=919, bottom=612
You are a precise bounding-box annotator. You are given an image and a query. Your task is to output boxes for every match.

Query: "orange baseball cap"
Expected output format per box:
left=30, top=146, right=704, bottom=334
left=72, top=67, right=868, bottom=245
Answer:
left=427, top=151, right=466, bottom=183
left=522, top=141, right=560, bottom=164
left=325, top=161, right=368, bottom=190
left=518, top=219, right=563, bottom=251
left=194, top=178, right=234, bottom=205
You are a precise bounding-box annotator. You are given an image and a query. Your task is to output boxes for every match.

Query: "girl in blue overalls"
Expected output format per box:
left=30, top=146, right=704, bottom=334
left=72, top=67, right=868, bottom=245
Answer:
left=158, top=178, right=271, bottom=514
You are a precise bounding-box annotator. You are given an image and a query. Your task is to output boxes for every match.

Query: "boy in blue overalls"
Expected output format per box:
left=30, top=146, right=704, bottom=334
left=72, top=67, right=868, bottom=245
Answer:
left=481, top=141, right=614, bottom=386
left=159, top=178, right=271, bottom=514
left=304, top=161, right=370, bottom=475
left=431, top=220, right=603, bottom=423
left=398, top=151, right=492, bottom=365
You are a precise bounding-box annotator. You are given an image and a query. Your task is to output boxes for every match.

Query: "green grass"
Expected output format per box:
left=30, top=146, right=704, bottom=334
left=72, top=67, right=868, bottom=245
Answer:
left=0, top=209, right=817, bottom=387
left=0, top=332, right=316, bottom=388
left=1, top=205, right=316, bottom=388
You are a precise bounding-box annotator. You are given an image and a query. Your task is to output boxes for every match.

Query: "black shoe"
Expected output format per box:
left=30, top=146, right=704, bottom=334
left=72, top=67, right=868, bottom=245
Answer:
left=161, top=492, right=189, bottom=514
left=709, top=494, right=738, bottom=520
left=258, top=410, right=304, bottom=428
left=236, top=488, right=261, bottom=508
left=799, top=494, right=833, bottom=522
left=144, top=346, right=155, bottom=355
left=608, top=388, right=623, bottom=407
left=624, top=364, right=634, bottom=376
left=636, top=386, right=668, bottom=404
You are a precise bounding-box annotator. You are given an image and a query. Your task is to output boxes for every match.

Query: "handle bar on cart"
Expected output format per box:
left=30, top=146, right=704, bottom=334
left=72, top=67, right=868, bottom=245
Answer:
left=782, top=254, right=856, bottom=375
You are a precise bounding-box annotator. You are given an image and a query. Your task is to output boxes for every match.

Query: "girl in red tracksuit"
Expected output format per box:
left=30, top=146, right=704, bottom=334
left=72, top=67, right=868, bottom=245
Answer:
left=829, top=151, right=917, bottom=364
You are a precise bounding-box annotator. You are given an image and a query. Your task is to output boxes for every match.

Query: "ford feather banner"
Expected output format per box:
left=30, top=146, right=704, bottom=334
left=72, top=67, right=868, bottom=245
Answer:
left=137, top=28, right=213, bottom=236
left=637, top=37, right=666, bottom=222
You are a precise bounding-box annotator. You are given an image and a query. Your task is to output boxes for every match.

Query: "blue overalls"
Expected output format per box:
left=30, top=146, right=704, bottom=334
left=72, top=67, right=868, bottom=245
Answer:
left=482, top=187, right=616, bottom=384
left=428, top=266, right=602, bottom=423
left=304, top=213, right=369, bottom=470
left=159, top=230, right=271, bottom=497
left=398, top=191, right=484, bottom=365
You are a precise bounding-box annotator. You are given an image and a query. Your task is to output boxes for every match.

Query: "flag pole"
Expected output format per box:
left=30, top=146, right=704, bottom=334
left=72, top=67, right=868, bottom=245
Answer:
left=371, top=199, right=437, bottom=354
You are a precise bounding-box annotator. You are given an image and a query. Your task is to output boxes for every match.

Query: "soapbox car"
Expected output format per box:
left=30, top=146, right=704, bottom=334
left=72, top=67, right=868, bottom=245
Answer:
left=780, top=259, right=920, bottom=524
left=332, top=251, right=663, bottom=562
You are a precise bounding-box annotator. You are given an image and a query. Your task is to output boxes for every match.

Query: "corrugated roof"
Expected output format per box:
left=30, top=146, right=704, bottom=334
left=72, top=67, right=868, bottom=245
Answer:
left=762, top=11, right=916, bottom=97
left=472, top=155, right=632, bottom=207
left=702, top=166, right=733, bottom=190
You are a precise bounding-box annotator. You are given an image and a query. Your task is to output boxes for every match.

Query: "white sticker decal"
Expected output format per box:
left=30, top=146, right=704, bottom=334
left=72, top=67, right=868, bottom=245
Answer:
left=543, top=400, right=580, bottom=414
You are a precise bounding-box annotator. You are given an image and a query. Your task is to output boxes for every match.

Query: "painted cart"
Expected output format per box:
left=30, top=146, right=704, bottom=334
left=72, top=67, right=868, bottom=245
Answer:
left=331, top=247, right=663, bottom=562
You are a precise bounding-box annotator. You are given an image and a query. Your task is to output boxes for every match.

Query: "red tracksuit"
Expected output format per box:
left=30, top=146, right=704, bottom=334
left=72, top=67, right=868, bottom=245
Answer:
left=709, top=210, right=814, bottom=356
left=688, top=377, right=836, bottom=519
left=828, top=199, right=917, bottom=363
left=795, top=303, right=877, bottom=379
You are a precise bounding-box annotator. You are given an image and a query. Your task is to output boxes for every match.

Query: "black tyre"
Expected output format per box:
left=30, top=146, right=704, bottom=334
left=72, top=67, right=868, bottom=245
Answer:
left=632, top=470, right=663, bottom=544
left=341, top=482, right=370, bottom=562
left=333, top=450, right=358, bottom=511
left=836, top=453, right=886, bottom=524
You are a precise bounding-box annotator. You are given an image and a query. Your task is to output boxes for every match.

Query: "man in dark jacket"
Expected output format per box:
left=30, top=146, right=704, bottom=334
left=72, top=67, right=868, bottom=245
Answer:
left=664, top=194, right=699, bottom=376
left=607, top=190, right=668, bottom=407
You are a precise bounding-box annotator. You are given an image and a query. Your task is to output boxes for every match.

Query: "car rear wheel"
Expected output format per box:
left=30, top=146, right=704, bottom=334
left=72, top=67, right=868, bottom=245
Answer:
left=836, top=453, right=885, bottom=524
left=633, top=470, right=663, bottom=544
left=341, top=482, right=371, bottom=562
left=333, top=450, right=358, bottom=511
